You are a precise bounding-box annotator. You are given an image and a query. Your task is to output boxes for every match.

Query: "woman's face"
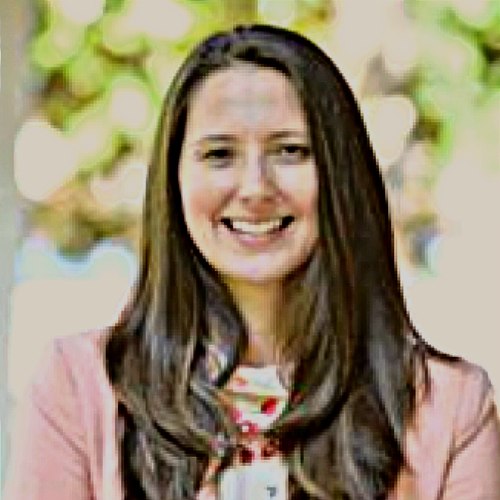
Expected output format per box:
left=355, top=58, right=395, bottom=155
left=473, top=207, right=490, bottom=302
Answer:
left=178, top=64, right=319, bottom=286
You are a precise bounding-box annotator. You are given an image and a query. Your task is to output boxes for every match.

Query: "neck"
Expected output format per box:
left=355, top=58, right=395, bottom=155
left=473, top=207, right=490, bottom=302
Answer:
left=224, top=278, right=284, bottom=366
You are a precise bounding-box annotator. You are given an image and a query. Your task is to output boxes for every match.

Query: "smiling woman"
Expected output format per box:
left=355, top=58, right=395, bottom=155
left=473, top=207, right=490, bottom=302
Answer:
left=4, top=24, right=500, bottom=500
left=178, top=64, right=319, bottom=322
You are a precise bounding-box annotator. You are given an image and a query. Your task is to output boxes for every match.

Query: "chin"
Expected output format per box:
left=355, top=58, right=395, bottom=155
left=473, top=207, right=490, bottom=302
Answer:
left=220, top=262, right=297, bottom=284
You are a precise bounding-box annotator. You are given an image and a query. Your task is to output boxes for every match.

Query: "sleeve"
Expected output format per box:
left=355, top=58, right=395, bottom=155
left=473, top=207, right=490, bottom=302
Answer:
left=440, top=365, right=500, bottom=500
left=3, top=338, right=92, bottom=500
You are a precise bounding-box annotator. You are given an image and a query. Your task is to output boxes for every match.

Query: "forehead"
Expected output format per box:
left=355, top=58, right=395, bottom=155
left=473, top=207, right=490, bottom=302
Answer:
left=185, top=64, right=308, bottom=137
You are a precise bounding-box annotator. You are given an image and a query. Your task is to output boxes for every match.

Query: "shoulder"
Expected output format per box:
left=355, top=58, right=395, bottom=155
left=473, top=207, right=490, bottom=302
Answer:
left=411, top=354, right=497, bottom=447
left=403, top=353, right=498, bottom=482
left=35, top=329, right=111, bottom=382
left=51, top=327, right=111, bottom=360
left=428, top=358, right=494, bottom=438
left=394, top=356, right=500, bottom=500
left=6, top=330, right=124, bottom=500
left=24, top=329, right=115, bottom=422
left=424, top=355, right=496, bottom=444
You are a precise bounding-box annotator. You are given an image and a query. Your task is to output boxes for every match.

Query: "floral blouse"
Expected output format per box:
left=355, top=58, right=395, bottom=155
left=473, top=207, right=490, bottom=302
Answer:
left=199, top=365, right=291, bottom=499
left=220, top=365, right=289, bottom=461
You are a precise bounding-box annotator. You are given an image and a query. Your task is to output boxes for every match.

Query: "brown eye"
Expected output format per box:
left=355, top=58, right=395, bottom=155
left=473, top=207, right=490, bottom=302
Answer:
left=199, top=148, right=235, bottom=168
left=273, top=144, right=311, bottom=163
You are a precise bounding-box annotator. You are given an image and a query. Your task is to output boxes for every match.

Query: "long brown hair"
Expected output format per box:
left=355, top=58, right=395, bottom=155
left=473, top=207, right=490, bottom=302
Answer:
left=105, top=24, right=460, bottom=500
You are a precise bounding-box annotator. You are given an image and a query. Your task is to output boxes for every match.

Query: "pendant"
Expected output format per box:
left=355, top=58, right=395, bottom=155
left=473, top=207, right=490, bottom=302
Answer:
left=219, top=459, right=288, bottom=500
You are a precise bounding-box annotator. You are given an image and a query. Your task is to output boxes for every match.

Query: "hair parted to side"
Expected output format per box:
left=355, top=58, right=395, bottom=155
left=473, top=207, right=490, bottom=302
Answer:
left=105, top=24, right=460, bottom=500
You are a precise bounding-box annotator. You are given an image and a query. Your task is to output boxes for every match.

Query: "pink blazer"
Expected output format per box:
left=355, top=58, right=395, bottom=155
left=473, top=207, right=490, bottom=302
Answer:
left=4, top=329, right=500, bottom=500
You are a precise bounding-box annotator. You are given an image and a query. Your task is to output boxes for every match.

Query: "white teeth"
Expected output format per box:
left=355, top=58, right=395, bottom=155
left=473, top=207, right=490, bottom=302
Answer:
left=231, top=219, right=283, bottom=235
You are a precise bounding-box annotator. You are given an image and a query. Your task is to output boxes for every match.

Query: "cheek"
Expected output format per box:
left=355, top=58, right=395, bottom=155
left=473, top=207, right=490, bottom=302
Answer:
left=302, top=185, right=319, bottom=216
left=278, top=168, right=318, bottom=216
left=181, top=169, right=232, bottom=223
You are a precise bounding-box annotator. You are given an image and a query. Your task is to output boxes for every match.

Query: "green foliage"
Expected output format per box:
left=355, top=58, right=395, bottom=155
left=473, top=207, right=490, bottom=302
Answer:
left=24, top=0, right=500, bottom=261
left=407, top=0, right=500, bottom=162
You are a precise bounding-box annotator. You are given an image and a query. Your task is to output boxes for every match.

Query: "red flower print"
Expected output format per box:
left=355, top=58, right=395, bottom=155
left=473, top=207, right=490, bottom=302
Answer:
left=240, top=421, right=259, bottom=436
left=260, top=397, right=279, bottom=415
left=239, top=446, right=255, bottom=464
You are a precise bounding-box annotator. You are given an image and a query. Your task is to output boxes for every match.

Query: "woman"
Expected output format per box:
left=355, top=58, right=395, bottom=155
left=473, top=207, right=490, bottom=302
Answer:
left=4, top=24, right=500, bottom=500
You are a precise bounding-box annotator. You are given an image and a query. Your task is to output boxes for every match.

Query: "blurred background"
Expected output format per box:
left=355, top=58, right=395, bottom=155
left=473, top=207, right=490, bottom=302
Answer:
left=1, top=0, right=499, bottom=487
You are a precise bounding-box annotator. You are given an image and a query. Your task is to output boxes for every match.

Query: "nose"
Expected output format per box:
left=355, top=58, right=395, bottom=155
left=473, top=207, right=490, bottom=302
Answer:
left=238, top=149, right=276, bottom=204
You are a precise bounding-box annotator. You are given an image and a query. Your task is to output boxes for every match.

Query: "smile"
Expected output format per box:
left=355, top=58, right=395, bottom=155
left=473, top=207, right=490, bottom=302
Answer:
left=221, top=216, right=294, bottom=236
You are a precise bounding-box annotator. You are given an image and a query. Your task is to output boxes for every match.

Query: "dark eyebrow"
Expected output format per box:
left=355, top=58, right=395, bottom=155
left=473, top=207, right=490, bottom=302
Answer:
left=190, top=134, right=236, bottom=146
left=188, top=130, right=308, bottom=148
left=267, top=130, right=308, bottom=141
